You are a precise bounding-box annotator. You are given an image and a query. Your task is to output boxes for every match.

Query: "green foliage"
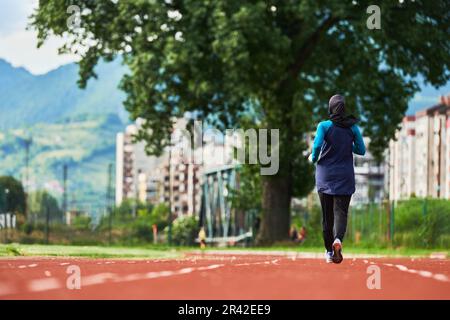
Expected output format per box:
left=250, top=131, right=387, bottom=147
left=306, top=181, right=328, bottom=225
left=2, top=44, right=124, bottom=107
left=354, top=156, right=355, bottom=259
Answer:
left=149, top=203, right=170, bottom=229
left=166, top=216, right=199, bottom=246
left=29, top=190, right=63, bottom=223
left=72, top=215, right=92, bottom=231
left=291, top=205, right=323, bottom=247
left=292, top=199, right=450, bottom=249
left=30, top=0, right=450, bottom=162
left=20, top=222, right=34, bottom=235
left=394, top=198, right=450, bottom=248
left=97, top=201, right=167, bottom=244
left=231, top=165, right=262, bottom=212
left=0, top=176, right=26, bottom=215
left=347, top=203, right=389, bottom=248
left=125, top=203, right=169, bottom=244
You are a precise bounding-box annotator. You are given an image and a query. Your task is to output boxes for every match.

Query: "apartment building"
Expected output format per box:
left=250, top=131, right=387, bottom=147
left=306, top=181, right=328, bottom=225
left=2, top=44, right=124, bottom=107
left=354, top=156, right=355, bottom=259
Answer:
left=116, top=117, right=235, bottom=218
left=115, top=120, right=164, bottom=206
left=388, top=96, right=450, bottom=200
left=388, top=115, right=417, bottom=199
left=353, top=137, right=385, bottom=205
left=152, top=141, right=233, bottom=217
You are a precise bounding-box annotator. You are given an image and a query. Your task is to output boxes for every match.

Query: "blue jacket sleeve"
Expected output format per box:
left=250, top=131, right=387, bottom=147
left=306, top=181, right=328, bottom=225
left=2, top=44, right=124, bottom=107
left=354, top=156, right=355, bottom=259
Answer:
left=351, top=125, right=366, bottom=155
left=311, top=122, right=327, bottom=163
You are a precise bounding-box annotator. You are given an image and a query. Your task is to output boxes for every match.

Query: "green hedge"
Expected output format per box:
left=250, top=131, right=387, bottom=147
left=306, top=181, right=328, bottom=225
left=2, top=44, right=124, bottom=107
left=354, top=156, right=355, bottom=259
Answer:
left=292, top=198, right=450, bottom=249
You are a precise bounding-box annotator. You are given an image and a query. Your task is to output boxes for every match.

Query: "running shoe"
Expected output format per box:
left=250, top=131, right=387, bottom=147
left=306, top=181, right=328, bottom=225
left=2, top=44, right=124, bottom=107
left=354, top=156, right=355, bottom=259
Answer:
left=332, top=239, right=343, bottom=264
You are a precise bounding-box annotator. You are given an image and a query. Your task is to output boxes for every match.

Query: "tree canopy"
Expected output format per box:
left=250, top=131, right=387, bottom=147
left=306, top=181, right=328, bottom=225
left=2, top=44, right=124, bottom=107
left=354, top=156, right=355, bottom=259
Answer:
left=31, top=0, right=450, bottom=242
left=0, top=176, right=26, bottom=215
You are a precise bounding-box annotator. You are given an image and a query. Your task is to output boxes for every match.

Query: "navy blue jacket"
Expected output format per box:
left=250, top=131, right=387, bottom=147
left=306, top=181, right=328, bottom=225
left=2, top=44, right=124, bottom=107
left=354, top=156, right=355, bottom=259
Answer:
left=311, top=120, right=366, bottom=195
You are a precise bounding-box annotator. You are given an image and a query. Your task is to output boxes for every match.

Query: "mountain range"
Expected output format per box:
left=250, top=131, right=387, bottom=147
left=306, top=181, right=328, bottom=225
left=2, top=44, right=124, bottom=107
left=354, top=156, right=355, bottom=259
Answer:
left=0, top=58, right=129, bottom=218
left=0, top=58, right=128, bottom=129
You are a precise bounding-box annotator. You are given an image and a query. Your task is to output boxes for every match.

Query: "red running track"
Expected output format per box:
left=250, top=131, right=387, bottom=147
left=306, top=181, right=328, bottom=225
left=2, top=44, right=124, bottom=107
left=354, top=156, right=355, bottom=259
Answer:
left=0, top=253, right=449, bottom=299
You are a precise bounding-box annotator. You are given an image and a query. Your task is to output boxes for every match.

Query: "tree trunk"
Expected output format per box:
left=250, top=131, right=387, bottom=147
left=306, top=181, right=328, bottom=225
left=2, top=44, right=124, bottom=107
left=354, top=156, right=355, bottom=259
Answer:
left=256, top=175, right=291, bottom=245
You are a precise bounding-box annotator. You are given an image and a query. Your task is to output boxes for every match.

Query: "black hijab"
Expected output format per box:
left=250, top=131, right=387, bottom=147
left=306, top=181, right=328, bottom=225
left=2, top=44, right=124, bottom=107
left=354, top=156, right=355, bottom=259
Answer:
left=328, top=94, right=358, bottom=128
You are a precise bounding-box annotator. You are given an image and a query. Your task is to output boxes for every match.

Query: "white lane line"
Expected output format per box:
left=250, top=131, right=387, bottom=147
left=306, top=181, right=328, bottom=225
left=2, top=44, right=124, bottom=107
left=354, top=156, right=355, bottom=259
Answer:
left=379, top=262, right=449, bottom=283
left=395, top=264, right=408, bottom=271
left=28, top=264, right=38, bottom=268
left=82, top=264, right=225, bottom=287
left=59, top=262, right=70, bottom=266
left=0, top=262, right=227, bottom=296
left=197, top=264, right=223, bottom=271
left=82, top=273, right=118, bottom=286
left=18, top=265, right=27, bottom=269
left=1, top=258, right=284, bottom=296
left=434, top=274, right=449, bottom=282
left=418, top=270, right=433, bottom=278
left=28, top=278, right=61, bottom=292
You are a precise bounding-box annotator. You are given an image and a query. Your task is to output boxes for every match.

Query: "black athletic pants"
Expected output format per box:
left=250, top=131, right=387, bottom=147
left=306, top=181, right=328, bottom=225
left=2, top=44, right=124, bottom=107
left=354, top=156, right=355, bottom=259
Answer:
left=318, top=192, right=351, bottom=252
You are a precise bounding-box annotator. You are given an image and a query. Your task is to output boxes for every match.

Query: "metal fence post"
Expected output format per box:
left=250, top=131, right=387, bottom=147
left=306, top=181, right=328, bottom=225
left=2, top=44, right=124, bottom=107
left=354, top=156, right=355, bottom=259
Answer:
left=390, top=201, right=395, bottom=244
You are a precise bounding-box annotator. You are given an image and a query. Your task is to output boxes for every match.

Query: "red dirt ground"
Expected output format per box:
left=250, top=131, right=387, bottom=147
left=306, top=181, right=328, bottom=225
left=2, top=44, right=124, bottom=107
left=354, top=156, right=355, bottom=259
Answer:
left=0, top=253, right=449, bottom=299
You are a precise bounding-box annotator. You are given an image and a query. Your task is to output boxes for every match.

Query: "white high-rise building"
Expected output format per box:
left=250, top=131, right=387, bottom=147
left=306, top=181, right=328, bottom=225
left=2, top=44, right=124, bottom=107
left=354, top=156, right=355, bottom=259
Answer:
left=115, top=119, right=165, bottom=206
left=388, top=96, right=450, bottom=200
left=388, top=115, right=417, bottom=199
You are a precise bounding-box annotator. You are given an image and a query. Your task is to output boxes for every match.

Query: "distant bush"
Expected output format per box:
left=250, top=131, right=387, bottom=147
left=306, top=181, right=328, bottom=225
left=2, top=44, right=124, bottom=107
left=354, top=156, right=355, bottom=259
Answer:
left=395, top=198, right=450, bottom=248
left=72, top=216, right=92, bottom=231
left=291, top=205, right=323, bottom=247
left=291, top=198, right=450, bottom=249
left=20, top=222, right=34, bottom=235
left=165, top=215, right=199, bottom=246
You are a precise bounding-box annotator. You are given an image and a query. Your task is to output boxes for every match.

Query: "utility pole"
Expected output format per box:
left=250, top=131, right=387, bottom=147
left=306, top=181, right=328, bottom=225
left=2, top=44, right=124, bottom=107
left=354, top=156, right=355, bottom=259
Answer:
left=168, top=142, right=173, bottom=246
left=62, top=164, right=68, bottom=222
left=132, top=170, right=138, bottom=219
left=24, top=137, right=32, bottom=219
left=45, top=201, right=50, bottom=244
left=107, top=163, right=113, bottom=245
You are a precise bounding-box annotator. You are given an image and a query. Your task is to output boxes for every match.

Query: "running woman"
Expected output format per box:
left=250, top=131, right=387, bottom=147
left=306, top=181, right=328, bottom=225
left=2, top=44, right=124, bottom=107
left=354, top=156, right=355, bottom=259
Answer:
left=310, top=94, right=366, bottom=264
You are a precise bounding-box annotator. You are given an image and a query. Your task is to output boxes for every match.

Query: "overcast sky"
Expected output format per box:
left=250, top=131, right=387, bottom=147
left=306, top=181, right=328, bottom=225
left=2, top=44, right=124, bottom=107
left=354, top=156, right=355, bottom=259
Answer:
left=0, top=0, right=77, bottom=75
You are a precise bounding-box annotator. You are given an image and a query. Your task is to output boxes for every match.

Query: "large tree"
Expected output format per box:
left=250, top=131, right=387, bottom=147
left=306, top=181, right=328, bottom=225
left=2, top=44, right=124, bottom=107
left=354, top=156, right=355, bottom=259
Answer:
left=31, top=0, right=449, bottom=243
left=0, top=176, right=26, bottom=215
